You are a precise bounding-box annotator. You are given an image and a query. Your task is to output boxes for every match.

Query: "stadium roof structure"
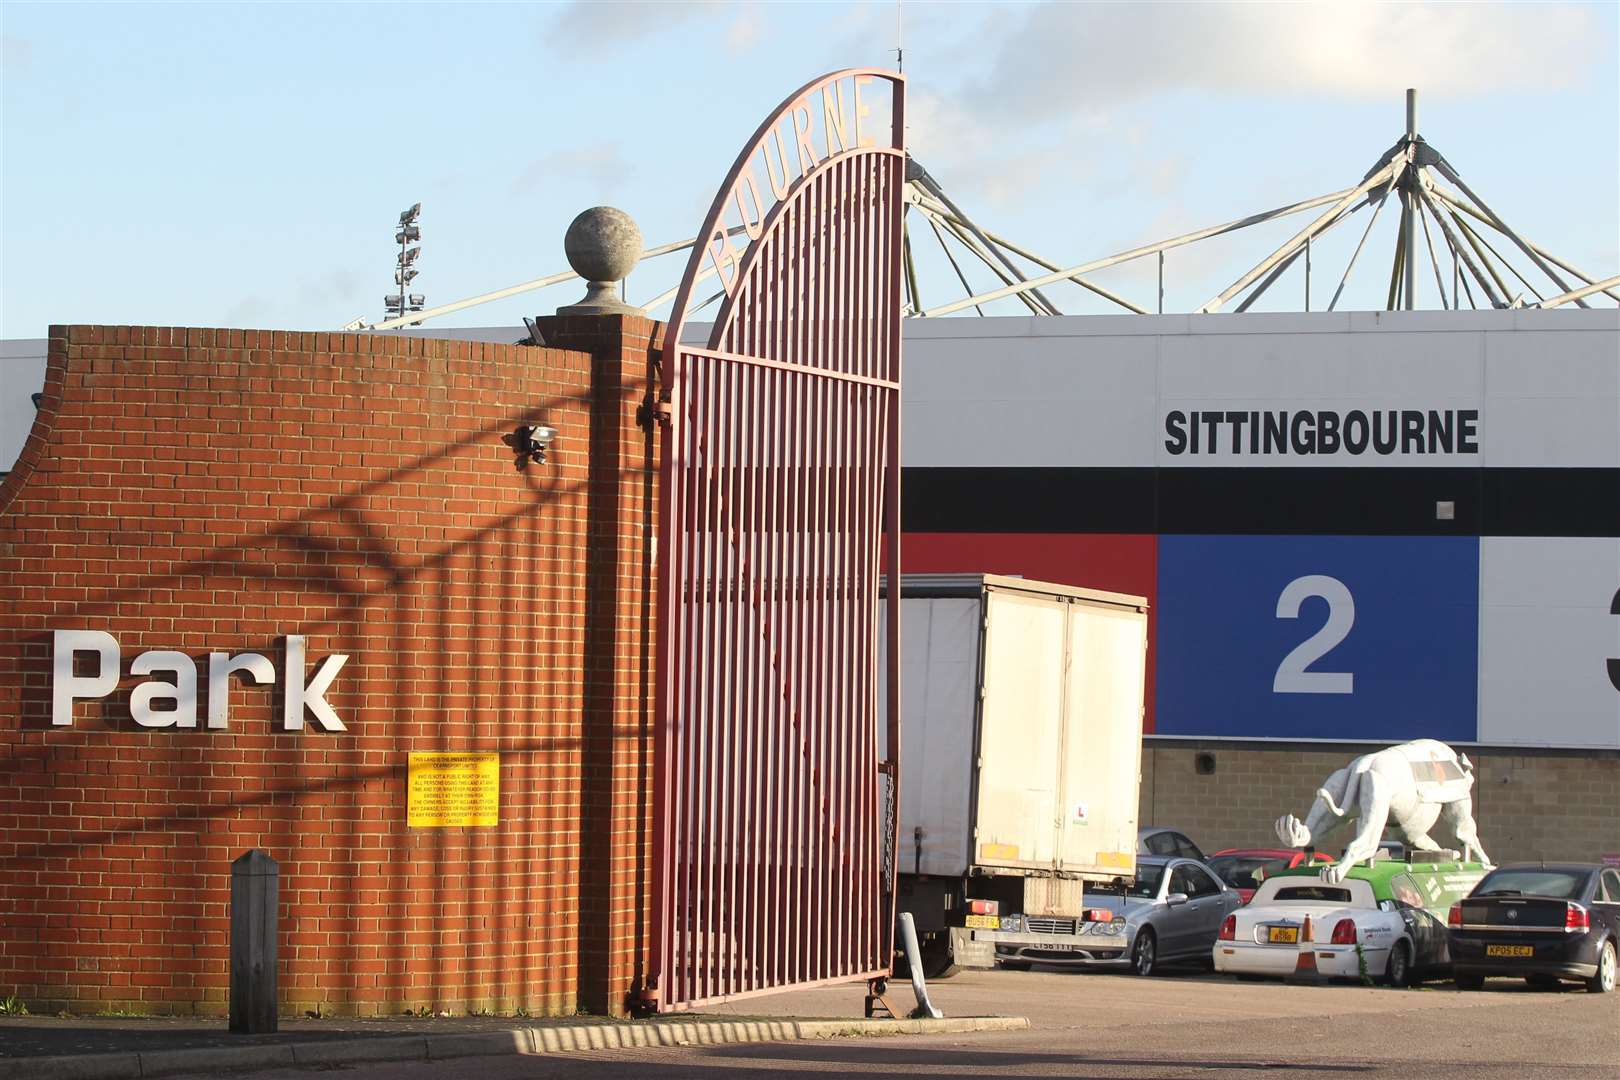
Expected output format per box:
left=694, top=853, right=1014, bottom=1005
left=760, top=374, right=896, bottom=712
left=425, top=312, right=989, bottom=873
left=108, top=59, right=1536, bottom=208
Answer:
left=349, top=90, right=1618, bottom=333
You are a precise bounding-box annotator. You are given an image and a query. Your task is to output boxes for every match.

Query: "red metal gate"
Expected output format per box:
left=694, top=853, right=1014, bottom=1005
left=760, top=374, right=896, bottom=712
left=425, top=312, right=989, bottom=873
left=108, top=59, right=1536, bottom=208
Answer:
left=648, top=70, right=906, bottom=1010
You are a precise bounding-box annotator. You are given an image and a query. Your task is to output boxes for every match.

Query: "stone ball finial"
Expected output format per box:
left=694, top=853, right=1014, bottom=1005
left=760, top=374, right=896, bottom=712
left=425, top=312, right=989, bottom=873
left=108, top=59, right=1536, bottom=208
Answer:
left=556, top=207, right=645, bottom=316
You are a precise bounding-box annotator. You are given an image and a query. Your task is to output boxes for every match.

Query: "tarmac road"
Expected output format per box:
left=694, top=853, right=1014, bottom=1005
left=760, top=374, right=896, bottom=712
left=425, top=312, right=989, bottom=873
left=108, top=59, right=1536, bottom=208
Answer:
left=236, top=967, right=1620, bottom=1080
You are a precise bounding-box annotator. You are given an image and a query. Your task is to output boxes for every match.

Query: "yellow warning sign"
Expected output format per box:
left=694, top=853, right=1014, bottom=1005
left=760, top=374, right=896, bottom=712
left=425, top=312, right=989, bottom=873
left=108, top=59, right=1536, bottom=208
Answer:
left=408, top=752, right=499, bottom=827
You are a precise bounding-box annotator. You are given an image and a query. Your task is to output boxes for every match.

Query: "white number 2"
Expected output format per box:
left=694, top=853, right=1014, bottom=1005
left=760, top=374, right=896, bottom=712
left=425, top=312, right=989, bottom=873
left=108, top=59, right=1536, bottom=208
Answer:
left=1273, top=575, right=1355, bottom=695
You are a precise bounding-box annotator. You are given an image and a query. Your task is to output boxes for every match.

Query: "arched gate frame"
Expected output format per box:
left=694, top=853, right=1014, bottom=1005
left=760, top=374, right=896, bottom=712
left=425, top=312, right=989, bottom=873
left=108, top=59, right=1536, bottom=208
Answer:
left=648, top=70, right=905, bottom=1011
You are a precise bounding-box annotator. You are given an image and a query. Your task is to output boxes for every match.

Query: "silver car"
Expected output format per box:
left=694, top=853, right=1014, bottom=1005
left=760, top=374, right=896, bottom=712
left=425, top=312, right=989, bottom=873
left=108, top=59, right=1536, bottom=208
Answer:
left=995, top=857, right=1242, bottom=976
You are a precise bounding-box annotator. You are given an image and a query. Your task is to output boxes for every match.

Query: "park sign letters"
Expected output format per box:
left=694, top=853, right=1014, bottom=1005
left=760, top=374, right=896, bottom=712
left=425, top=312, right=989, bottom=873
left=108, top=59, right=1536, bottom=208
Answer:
left=50, top=629, right=348, bottom=731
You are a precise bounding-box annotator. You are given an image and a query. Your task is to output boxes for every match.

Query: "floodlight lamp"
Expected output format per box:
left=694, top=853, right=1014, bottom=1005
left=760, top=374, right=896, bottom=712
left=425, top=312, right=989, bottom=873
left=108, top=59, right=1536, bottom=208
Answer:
left=399, top=247, right=421, bottom=265
left=399, top=202, right=422, bottom=225
left=395, top=226, right=420, bottom=243
left=408, top=294, right=425, bottom=306
left=395, top=269, right=419, bottom=285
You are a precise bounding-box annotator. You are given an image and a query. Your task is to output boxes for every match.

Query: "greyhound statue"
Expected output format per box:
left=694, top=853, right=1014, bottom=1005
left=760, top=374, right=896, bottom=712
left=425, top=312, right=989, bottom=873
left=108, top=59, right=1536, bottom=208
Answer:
left=1275, top=739, right=1490, bottom=883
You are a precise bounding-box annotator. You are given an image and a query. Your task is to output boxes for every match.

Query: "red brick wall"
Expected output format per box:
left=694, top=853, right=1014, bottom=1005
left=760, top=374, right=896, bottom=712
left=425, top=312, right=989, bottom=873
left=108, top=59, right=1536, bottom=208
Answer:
left=0, top=319, right=661, bottom=1017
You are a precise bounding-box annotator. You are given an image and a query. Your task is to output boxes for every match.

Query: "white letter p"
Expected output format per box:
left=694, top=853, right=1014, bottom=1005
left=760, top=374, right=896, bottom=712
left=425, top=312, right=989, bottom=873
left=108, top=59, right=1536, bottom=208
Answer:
left=52, top=630, right=119, bottom=726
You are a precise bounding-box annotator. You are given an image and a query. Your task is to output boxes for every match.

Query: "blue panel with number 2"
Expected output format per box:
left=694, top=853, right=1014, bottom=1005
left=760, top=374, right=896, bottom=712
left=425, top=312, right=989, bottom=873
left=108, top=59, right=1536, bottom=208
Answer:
left=1155, top=536, right=1479, bottom=742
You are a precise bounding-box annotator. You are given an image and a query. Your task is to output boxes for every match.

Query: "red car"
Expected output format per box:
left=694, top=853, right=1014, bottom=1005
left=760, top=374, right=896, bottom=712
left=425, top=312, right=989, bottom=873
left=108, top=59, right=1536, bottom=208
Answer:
left=1206, top=848, right=1335, bottom=904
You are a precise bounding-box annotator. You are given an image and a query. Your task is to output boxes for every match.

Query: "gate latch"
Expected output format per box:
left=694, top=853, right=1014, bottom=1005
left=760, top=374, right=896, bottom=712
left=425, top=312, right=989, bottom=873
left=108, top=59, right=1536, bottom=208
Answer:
left=638, top=390, right=673, bottom=431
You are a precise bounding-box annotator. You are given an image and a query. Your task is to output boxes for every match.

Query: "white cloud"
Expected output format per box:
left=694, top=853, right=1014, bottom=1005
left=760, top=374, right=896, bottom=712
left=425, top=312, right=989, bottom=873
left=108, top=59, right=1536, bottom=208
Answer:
left=723, top=4, right=765, bottom=54
left=545, top=0, right=714, bottom=52
left=511, top=143, right=634, bottom=197
left=963, top=1, right=1603, bottom=122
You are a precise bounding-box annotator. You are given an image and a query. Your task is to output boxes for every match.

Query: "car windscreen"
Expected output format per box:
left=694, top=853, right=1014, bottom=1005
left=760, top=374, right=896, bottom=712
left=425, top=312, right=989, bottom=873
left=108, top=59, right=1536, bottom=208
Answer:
left=1472, top=869, right=1590, bottom=900
left=1208, top=856, right=1289, bottom=891
left=1270, top=886, right=1353, bottom=903
left=1129, top=863, right=1166, bottom=899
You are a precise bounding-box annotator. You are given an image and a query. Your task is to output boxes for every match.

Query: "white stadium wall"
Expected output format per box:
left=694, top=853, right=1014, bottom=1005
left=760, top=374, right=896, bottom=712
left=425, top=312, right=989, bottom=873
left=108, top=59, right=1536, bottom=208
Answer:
left=6, top=312, right=1617, bottom=750
left=898, top=310, right=1620, bottom=751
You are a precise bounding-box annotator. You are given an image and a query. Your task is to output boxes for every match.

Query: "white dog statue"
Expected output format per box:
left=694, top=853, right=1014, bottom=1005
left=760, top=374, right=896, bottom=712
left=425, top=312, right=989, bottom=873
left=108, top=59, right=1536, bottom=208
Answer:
left=1275, top=739, right=1491, bottom=883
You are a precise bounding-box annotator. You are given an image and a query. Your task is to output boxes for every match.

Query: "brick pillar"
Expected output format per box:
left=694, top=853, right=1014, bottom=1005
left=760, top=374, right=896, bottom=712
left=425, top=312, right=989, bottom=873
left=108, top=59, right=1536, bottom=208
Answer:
left=539, top=314, right=663, bottom=1016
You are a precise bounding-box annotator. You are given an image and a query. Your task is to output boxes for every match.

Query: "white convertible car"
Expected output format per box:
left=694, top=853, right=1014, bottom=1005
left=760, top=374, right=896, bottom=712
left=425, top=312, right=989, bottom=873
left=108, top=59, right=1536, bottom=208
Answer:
left=1213, top=860, right=1487, bottom=986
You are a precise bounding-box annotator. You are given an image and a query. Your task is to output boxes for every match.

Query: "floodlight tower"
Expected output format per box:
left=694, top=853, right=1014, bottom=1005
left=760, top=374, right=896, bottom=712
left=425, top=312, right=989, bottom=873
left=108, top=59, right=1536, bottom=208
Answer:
left=385, top=202, right=425, bottom=324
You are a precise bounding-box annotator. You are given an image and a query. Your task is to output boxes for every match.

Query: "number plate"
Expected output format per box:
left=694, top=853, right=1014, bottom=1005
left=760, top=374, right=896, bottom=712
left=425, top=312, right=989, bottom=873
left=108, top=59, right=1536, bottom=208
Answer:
left=1486, top=944, right=1534, bottom=958
left=964, top=914, right=999, bottom=929
left=1268, top=926, right=1300, bottom=944
left=1031, top=943, right=1081, bottom=952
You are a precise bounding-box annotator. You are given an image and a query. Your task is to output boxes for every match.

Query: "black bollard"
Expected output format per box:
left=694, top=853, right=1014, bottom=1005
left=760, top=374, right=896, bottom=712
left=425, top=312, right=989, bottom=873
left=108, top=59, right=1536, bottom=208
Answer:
left=230, top=850, right=279, bottom=1033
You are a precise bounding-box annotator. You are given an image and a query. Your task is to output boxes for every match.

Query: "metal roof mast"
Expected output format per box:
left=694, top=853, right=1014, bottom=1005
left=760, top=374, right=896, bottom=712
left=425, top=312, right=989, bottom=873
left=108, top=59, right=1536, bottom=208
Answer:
left=346, top=90, right=1617, bottom=333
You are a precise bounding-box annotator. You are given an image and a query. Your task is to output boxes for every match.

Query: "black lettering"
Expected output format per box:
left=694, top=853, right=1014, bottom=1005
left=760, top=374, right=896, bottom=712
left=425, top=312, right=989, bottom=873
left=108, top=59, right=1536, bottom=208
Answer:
left=1229, top=411, right=1247, bottom=454
left=1264, top=411, right=1287, bottom=454
left=1458, top=409, right=1480, bottom=454
left=1290, top=411, right=1315, bottom=454
left=1401, top=410, right=1425, bottom=453
left=1317, top=411, right=1341, bottom=455
left=1373, top=410, right=1398, bottom=454
left=1427, top=410, right=1454, bottom=454
left=1248, top=411, right=1261, bottom=455
left=1189, top=410, right=1200, bottom=453
left=1164, top=411, right=1188, bottom=455
left=1344, top=410, right=1369, bottom=454
left=1202, top=412, right=1222, bottom=453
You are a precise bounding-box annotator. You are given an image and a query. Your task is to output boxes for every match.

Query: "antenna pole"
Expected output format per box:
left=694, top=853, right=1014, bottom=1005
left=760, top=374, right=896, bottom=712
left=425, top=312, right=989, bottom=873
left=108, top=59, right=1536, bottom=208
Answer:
left=1403, top=89, right=1418, bottom=310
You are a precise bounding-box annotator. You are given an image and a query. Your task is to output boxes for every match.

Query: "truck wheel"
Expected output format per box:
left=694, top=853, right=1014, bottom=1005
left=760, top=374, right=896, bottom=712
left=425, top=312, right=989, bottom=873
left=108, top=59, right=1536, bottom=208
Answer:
left=921, top=935, right=959, bottom=980
left=1130, top=929, right=1158, bottom=977
left=1587, top=939, right=1616, bottom=994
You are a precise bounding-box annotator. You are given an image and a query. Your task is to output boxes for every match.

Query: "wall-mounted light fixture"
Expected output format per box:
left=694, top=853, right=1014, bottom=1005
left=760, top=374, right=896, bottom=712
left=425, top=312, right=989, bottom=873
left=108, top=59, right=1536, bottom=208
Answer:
left=514, top=424, right=557, bottom=465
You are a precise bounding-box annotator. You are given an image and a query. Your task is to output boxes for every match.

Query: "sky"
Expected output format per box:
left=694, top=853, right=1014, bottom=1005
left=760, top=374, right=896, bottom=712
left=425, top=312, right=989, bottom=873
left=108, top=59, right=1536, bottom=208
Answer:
left=2, top=1, right=1617, bottom=338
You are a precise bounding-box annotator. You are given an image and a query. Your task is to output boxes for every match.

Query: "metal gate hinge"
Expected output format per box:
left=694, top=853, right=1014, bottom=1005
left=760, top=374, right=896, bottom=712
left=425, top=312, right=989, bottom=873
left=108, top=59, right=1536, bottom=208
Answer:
left=637, top=391, right=672, bottom=431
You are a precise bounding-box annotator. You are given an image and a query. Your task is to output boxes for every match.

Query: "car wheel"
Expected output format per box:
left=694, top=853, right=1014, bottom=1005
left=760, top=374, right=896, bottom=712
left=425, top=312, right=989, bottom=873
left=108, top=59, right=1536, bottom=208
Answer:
left=1130, top=929, right=1158, bottom=977
left=1383, top=941, right=1412, bottom=988
left=1454, top=973, right=1484, bottom=992
left=1587, top=939, right=1617, bottom=994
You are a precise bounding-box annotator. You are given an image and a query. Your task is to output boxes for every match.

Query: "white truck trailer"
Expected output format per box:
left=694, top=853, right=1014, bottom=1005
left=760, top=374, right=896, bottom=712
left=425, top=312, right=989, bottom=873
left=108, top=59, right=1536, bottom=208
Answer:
left=886, top=574, right=1148, bottom=976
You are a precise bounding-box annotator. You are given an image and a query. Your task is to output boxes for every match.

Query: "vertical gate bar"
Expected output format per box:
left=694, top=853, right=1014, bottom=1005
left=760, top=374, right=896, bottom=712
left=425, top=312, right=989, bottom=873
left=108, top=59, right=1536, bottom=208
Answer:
left=653, top=341, right=678, bottom=1008
left=750, top=361, right=769, bottom=993
left=818, top=369, right=837, bottom=980
left=726, top=355, right=747, bottom=999
left=676, top=353, right=698, bottom=1007
left=764, top=240, right=782, bottom=992
left=701, top=356, right=724, bottom=1004
left=854, top=379, right=872, bottom=972
left=681, top=357, right=701, bottom=1008
left=883, top=136, right=905, bottom=965
left=863, top=381, right=880, bottom=968
left=714, top=355, right=733, bottom=1001
left=803, top=173, right=823, bottom=983
left=774, top=361, right=791, bottom=991
left=834, top=374, right=853, bottom=976
left=795, top=362, right=813, bottom=984
left=772, top=361, right=789, bottom=989
left=743, top=357, right=762, bottom=995
left=723, top=355, right=743, bottom=999
left=807, top=369, right=826, bottom=982
left=680, top=356, right=704, bottom=1008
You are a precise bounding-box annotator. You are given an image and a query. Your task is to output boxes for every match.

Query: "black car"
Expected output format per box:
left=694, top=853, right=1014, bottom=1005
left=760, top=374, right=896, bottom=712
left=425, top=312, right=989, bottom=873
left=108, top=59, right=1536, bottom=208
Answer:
left=1448, top=863, right=1619, bottom=992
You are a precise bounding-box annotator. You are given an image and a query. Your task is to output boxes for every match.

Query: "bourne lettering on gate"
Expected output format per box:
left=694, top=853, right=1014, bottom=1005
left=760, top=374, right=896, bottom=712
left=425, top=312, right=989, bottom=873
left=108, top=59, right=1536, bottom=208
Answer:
left=50, top=629, right=348, bottom=731
left=701, top=71, right=895, bottom=296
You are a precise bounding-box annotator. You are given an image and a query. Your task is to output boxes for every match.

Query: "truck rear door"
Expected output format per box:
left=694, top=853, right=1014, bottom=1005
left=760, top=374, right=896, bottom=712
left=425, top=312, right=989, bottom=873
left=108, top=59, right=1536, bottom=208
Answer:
left=972, top=588, right=1067, bottom=871
left=1055, top=599, right=1146, bottom=878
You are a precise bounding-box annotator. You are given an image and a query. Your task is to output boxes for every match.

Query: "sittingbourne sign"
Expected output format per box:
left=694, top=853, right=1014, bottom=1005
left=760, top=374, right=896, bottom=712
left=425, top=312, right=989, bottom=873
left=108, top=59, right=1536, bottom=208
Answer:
left=50, top=630, right=348, bottom=731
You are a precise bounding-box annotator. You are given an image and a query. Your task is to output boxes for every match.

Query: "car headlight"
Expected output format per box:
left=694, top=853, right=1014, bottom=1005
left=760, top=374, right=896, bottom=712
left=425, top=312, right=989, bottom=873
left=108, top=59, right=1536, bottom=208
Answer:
left=999, top=915, right=1023, bottom=933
